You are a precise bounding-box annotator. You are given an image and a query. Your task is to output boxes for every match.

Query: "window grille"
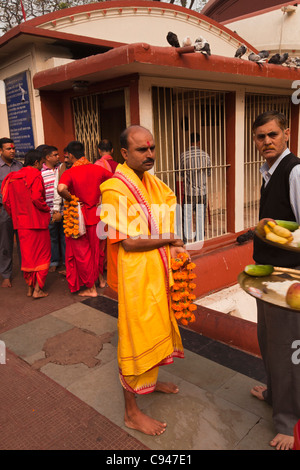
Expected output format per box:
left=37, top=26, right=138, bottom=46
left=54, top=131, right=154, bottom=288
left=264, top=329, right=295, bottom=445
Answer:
left=72, top=94, right=100, bottom=161
left=244, top=94, right=291, bottom=228
left=152, top=86, right=228, bottom=242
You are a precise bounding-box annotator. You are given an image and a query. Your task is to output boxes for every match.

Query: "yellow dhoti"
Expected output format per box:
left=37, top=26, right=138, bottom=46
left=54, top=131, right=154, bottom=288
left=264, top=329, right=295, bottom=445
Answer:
left=100, top=163, right=184, bottom=394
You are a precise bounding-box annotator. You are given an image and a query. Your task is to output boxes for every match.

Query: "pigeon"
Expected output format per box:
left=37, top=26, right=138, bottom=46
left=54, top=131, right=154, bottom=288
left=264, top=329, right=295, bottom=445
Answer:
left=236, top=230, right=254, bottom=245
left=268, top=52, right=289, bottom=65
left=248, top=52, right=267, bottom=66
left=182, top=36, right=192, bottom=47
left=166, top=31, right=180, bottom=48
left=258, top=50, right=269, bottom=59
left=284, top=56, right=300, bottom=68
left=194, top=36, right=211, bottom=56
left=234, top=44, right=247, bottom=59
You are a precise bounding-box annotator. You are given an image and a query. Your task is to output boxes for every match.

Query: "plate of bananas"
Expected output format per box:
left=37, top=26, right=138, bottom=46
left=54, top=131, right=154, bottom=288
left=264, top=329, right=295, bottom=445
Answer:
left=255, top=219, right=300, bottom=251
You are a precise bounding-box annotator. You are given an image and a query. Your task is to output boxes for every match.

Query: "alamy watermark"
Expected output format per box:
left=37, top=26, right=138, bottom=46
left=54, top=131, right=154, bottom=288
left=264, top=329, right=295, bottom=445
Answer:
left=96, top=198, right=206, bottom=251
left=291, top=81, right=300, bottom=104
left=291, top=340, right=300, bottom=365
left=0, top=340, right=6, bottom=364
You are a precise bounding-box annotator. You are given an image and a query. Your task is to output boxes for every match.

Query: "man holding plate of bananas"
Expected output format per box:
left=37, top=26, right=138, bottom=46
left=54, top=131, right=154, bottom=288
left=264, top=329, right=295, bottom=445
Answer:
left=251, top=111, right=300, bottom=450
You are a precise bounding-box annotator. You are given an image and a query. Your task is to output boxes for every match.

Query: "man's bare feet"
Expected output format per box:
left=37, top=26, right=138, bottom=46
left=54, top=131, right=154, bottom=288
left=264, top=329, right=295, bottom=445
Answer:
left=32, top=289, right=49, bottom=299
left=125, top=408, right=167, bottom=436
left=58, top=267, right=66, bottom=276
left=27, top=286, right=33, bottom=297
left=49, top=266, right=56, bottom=272
left=99, top=273, right=107, bottom=288
left=155, top=381, right=179, bottom=394
left=270, top=433, right=294, bottom=450
left=78, top=285, right=98, bottom=297
left=251, top=385, right=267, bottom=401
left=1, top=278, right=11, bottom=288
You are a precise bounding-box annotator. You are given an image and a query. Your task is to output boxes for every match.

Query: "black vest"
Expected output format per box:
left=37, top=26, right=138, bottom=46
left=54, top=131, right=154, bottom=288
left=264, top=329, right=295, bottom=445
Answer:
left=253, top=152, right=300, bottom=267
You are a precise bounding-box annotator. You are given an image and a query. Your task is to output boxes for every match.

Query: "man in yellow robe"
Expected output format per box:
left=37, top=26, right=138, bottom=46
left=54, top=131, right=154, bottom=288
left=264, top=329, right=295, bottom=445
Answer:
left=100, top=125, right=188, bottom=436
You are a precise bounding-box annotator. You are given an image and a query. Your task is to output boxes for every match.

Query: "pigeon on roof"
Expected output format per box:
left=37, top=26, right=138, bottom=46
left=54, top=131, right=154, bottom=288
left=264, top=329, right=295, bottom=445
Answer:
left=234, top=44, right=247, bottom=58
left=248, top=52, right=267, bottom=66
left=285, top=56, right=300, bottom=68
left=166, top=31, right=180, bottom=48
left=268, top=52, right=289, bottom=65
left=258, top=50, right=270, bottom=59
left=182, top=36, right=192, bottom=47
left=194, top=36, right=211, bottom=56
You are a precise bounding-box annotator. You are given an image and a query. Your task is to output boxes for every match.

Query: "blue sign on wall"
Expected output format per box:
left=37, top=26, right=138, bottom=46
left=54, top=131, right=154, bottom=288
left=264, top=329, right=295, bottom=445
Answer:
left=4, top=71, right=35, bottom=158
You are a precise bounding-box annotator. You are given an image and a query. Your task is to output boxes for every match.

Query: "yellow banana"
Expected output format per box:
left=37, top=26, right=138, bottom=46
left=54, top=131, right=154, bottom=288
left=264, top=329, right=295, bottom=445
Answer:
left=267, top=221, right=292, bottom=239
left=265, top=231, right=289, bottom=244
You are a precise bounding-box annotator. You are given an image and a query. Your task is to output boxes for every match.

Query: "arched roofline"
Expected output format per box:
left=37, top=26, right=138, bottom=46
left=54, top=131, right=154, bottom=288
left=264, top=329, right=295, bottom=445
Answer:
left=0, top=0, right=257, bottom=53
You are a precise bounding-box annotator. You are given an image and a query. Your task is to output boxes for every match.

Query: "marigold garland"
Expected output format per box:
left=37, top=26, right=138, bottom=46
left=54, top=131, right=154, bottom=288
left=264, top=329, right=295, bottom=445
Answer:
left=170, top=252, right=197, bottom=325
left=63, top=195, right=80, bottom=238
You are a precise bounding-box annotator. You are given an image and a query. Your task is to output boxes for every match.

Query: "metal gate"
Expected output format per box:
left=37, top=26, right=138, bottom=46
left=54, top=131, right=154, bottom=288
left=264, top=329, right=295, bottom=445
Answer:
left=152, top=86, right=228, bottom=242
left=72, top=94, right=100, bottom=161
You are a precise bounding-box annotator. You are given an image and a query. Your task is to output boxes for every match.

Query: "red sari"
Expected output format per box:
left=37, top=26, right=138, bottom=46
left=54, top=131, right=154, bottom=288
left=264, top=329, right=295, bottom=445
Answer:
left=1, top=166, right=51, bottom=288
left=18, top=229, right=50, bottom=289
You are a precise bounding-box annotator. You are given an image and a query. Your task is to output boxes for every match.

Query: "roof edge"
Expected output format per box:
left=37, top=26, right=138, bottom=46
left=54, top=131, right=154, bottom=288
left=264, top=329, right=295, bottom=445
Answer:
left=33, top=42, right=300, bottom=90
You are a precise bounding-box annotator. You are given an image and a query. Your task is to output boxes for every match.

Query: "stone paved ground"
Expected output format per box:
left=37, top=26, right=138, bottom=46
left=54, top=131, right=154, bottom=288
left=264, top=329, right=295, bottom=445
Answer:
left=0, top=259, right=148, bottom=450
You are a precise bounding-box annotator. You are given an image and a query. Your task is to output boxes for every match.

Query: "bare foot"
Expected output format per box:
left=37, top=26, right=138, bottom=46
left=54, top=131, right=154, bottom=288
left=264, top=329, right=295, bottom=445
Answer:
left=155, top=381, right=179, bottom=394
left=251, top=385, right=267, bottom=401
left=1, top=278, right=11, bottom=288
left=270, top=433, right=294, bottom=450
left=32, top=289, right=49, bottom=299
left=27, top=286, right=33, bottom=297
left=49, top=266, right=56, bottom=272
left=99, top=273, right=107, bottom=288
left=78, top=286, right=98, bottom=297
left=125, top=408, right=167, bottom=436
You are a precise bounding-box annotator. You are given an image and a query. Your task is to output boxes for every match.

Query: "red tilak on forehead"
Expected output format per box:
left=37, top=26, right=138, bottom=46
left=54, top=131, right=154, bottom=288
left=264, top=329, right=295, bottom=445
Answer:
left=146, top=141, right=150, bottom=147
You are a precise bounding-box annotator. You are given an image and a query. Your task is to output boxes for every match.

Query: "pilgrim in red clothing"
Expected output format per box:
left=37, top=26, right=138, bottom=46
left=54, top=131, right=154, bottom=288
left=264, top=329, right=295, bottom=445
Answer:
left=94, top=139, right=118, bottom=174
left=58, top=141, right=112, bottom=297
left=94, top=139, right=118, bottom=281
left=1, top=150, right=51, bottom=298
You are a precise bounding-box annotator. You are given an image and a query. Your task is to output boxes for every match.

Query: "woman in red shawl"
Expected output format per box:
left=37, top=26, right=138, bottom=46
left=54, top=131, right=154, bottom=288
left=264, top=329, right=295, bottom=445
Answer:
left=1, top=150, right=51, bottom=298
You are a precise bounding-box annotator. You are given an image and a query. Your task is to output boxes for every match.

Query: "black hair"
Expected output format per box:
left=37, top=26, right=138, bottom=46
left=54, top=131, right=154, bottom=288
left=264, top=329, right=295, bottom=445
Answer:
left=66, top=141, right=85, bottom=159
left=0, top=137, right=14, bottom=149
left=23, top=149, right=43, bottom=167
left=98, top=139, right=113, bottom=152
left=190, top=132, right=200, bottom=144
left=252, top=111, right=287, bottom=132
left=42, top=145, right=58, bottom=157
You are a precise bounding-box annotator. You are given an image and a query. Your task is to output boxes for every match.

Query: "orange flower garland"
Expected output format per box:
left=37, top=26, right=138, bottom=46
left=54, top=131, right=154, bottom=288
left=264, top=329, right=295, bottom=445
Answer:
left=63, top=195, right=80, bottom=238
left=170, top=252, right=197, bottom=325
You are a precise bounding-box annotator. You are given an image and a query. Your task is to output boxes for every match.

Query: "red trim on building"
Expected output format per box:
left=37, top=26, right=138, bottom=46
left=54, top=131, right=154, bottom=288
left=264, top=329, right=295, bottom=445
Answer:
left=191, top=239, right=254, bottom=298
left=39, top=74, right=140, bottom=152
left=128, top=76, right=140, bottom=125
left=0, top=22, right=125, bottom=50
left=225, top=92, right=236, bottom=233
left=190, top=304, right=260, bottom=356
left=33, top=42, right=300, bottom=91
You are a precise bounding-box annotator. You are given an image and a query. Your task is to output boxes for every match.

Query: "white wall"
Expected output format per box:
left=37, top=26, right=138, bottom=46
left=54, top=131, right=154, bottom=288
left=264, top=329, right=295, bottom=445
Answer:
left=39, top=5, right=254, bottom=58
left=0, top=81, right=9, bottom=137
left=226, top=5, right=300, bottom=55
